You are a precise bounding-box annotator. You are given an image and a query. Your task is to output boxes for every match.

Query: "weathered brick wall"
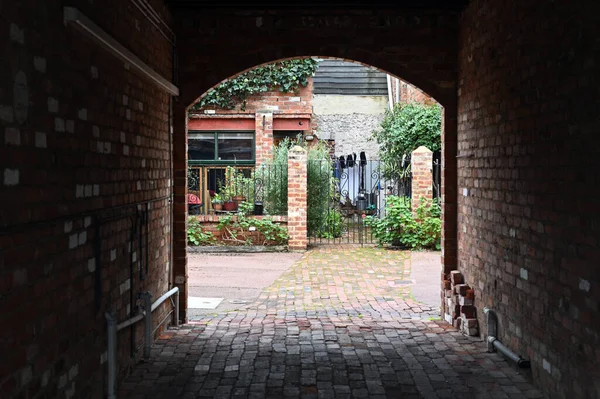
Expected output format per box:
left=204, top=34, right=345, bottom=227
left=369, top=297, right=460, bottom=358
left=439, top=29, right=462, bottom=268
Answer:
left=411, top=146, right=433, bottom=211
left=399, top=81, right=436, bottom=105
left=188, top=79, right=313, bottom=165
left=458, top=1, right=600, bottom=397
left=255, top=112, right=274, bottom=165
left=191, top=78, right=313, bottom=115
left=190, top=215, right=287, bottom=245
left=287, top=147, right=308, bottom=250
left=1, top=1, right=174, bottom=397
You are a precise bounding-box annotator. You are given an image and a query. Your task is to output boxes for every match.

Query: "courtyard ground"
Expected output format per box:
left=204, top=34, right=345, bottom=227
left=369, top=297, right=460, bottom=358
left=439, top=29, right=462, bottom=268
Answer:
left=119, top=246, right=542, bottom=398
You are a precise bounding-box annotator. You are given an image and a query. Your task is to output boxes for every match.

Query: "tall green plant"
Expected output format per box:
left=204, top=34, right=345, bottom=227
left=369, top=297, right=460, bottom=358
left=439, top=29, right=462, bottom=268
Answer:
left=307, top=142, right=338, bottom=237
left=256, top=138, right=295, bottom=215
left=371, top=102, right=442, bottom=178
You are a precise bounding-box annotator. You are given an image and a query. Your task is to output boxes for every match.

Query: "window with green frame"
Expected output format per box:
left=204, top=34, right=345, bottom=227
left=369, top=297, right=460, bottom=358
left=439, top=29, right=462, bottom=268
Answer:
left=188, top=131, right=255, bottom=164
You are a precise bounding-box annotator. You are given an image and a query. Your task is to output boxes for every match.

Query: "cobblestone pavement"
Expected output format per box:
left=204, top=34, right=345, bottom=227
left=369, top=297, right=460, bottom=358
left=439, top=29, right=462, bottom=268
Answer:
left=120, top=246, right=543, bottom=398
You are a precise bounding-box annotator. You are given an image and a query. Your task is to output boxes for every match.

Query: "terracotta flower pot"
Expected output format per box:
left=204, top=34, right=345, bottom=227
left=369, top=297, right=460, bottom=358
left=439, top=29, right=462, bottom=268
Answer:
left=213, top=203, right=223, bottom=211
left=223, top=201, right=237, bottom=212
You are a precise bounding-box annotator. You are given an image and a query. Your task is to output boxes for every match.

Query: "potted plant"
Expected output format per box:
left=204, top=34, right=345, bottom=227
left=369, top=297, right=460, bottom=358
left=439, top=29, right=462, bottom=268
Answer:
left=223, top=199, right=237, bottom=212
left=227, top=166, right=254, bottom=206
left=211, top=193, right=224, bottom=211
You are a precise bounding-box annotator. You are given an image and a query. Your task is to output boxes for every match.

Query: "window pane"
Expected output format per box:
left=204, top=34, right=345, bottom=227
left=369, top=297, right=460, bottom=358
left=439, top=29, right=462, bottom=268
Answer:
left=217, top=134, right=253, bottom=160
left=188, top=134, right=215, bottom=160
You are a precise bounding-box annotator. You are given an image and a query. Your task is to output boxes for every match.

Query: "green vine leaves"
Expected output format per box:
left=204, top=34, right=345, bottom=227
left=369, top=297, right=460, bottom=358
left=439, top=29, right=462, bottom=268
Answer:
left=190, top=59, right=319, bottom=112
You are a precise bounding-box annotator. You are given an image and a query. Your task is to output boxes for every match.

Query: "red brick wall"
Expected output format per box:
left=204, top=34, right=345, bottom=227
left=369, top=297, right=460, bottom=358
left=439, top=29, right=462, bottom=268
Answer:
left=411, top=146, right=433, bottom=211
left=255, top=112, right=274, bottom=165
left=399, top=81, right=436, bottom=105
left=190, top=215, right=287, bottom=245
left=1, top=1, right=174, bottom=397
left=458, top=1, right=600, bottom=397
left=287, top=147, right=308, bottom=250
left=192, top=78, right=313, bottom=115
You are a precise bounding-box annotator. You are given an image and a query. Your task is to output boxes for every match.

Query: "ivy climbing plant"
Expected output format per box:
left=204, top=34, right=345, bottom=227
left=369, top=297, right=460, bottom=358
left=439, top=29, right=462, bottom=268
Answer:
left=190, top=58, right=319, bottom=111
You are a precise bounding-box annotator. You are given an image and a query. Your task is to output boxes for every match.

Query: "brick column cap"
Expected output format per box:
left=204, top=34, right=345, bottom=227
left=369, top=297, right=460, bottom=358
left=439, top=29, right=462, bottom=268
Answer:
left=289, top=145, right=306, bottom=153
left=413, top=146, right=433, bottom=154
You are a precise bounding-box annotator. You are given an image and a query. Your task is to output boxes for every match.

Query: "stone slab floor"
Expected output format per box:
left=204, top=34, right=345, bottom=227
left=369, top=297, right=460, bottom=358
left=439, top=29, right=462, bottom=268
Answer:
left=119, top=246, right=543, bottom=399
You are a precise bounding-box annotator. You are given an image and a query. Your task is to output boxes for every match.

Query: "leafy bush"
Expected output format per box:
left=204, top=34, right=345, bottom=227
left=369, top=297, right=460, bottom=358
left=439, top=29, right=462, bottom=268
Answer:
left=256, top=138, right=294, bottom=215
left=364, top=196, right=441, bottom=249
left=187, top=217, right=216, bottom=246
left=316, top=209, right=345, bottom=239
left=371, top=102, right=442, bottom=178
left=307, top=142, right=339, bottom=237
left=216, top=202, right=288, bottom=245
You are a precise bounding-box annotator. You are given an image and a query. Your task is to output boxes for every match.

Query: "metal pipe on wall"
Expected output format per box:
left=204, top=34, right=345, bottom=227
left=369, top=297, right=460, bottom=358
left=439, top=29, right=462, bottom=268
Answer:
left=483, top=308, right=531, bottom=368
left=106, top=287, right=179, bottom=398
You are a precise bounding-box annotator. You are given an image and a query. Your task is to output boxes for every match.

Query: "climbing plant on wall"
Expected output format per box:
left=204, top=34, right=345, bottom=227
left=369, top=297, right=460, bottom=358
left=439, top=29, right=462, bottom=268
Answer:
left=190, top=58, right=319, bottom=111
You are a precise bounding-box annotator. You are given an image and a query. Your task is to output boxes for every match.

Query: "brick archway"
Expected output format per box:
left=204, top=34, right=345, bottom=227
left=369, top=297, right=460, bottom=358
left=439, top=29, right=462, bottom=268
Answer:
left=170, top=8, right=459, bottom=322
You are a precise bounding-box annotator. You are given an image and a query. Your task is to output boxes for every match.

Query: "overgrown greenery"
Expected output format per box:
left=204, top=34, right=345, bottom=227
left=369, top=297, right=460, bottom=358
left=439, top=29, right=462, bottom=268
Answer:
left=255, top=137, right=294, bottom=215
left=190, top=59, right=319, bottom=111
left=371, top=102, right=442, bottom=178
left=317, top=209, right=345, bottom=239
left=187, top=216, right=216, bottom=246
left=307, top=141, right=343, bottom=238
left=217, top=202, right=288, bottom=245
left=364, top=196, right=441, bottom=249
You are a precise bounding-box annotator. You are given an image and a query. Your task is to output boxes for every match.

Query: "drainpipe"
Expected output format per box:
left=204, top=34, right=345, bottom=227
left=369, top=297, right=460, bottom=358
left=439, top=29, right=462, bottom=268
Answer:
left=105, top=312, right=117, bottom=399
left=386, top=74, right=394, bottom=110
left=395, top=78, right=400, bottom=104
left=483, top=308, right=531, bottom=368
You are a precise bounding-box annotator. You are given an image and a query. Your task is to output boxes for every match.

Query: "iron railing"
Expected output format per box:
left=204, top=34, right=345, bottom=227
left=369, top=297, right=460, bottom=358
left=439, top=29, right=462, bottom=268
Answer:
left=188, top=164, right=288, bottom=215
left=307, top=159, right=412, bottom=245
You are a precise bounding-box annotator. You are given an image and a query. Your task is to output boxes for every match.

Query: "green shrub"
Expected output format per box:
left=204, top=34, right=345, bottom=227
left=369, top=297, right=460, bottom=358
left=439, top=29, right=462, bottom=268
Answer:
left=364, top=196, right=441, bottom=249
left=371, top=102, right=442, bottom=178
left=307, top=141, right=339, bottom=237
left=316, top=209, right=345, bottom=239
left=216, top=202, right=288, bottom=245
left=256, top=138, right=294, bottom=215
left=187, top=217, right=216, bottom=246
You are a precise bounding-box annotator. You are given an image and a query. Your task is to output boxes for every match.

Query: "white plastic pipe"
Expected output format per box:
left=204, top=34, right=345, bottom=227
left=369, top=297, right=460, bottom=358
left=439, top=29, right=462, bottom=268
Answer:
left=483, top=308, right=530, bottom=368
left=386, top=75, right=394, bottom=110
left=141, top=292, right=153, bottom=359
left=151, top=287, right=179, bottom=312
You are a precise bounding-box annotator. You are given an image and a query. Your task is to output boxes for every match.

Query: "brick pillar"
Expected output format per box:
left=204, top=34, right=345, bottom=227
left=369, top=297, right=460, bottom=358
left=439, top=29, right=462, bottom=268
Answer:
left=255, top=112, right=273, bottom=166
left=287, top=146, right=307, bottom=250
left=172, top=105, right=188, bottom=323
left=411, top=146, right=433, bottom=211
left=441, top=106, right=458, bottom=275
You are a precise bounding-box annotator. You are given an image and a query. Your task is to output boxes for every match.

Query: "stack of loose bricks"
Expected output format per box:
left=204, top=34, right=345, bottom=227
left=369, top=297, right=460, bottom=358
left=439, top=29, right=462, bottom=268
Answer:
left=443, top=271, right=479, bottom=336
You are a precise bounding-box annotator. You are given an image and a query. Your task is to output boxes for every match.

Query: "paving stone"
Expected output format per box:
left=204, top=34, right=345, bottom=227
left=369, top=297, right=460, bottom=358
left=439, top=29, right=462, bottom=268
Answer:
left=118, top=246, right=543, bottom=399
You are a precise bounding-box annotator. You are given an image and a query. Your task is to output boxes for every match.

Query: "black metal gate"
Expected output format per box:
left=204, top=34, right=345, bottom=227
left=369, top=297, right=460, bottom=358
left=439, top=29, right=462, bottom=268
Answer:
left=307, top=159, right=411, bottom=245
